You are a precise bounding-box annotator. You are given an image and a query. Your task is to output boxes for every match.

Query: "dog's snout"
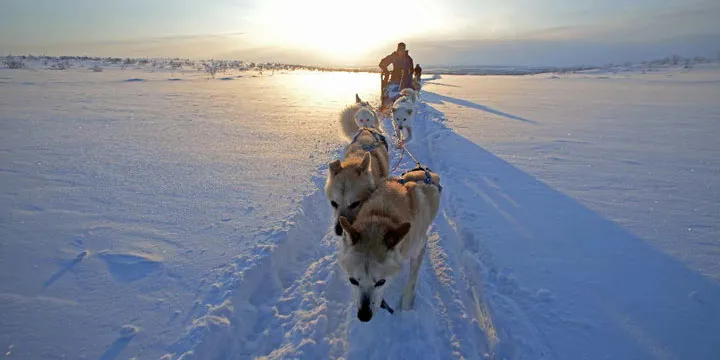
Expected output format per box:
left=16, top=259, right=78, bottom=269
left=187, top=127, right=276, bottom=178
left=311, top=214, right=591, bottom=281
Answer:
left=357, top=295, right=372, bottom=322
left=335, top=222, right=343, bottom=236
left=357, top=306, right=373, bottom=322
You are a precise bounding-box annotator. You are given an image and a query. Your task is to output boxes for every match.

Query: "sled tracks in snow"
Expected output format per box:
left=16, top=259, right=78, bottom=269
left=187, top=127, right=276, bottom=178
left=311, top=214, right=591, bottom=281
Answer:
left=166, top=101, right=551, bottom=360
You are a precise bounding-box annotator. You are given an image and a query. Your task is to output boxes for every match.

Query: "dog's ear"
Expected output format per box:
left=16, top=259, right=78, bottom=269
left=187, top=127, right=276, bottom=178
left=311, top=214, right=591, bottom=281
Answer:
left=355, top=94, right=362, bottom=103
left=329, top=160, right=342, bottom=176
left=358, top=153, right=371, bottom=174
left=385, top=222, right=411, bottom=250
left=339, top=216, right=360, bottom=245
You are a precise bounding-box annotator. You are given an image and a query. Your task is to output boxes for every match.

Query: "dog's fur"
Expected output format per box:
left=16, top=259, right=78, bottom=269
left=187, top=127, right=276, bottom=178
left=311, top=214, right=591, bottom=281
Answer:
left=326, top=96, right=390, bottom=236
left=338, top=169, right=441, bottom=322
left=392, top=88, right=418, bottom=146
left=338, top=94, right=382, bottom=140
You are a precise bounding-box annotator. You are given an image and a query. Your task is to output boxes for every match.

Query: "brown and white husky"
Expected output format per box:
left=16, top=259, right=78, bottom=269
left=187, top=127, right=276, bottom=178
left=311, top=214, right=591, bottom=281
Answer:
left=337, top=169, right=441, bottom=322
left=325, top=95, right=389, bottom=236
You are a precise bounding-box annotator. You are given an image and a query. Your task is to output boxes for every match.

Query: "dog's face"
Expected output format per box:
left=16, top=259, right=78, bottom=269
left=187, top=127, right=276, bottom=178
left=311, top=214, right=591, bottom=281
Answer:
left=354, top=94, right=377, bottom=128
left=354, top=108, right=376, bottom=129
left=392, top=106, right=413, bottom=130
left=338, top=217, right=410, bottom=322
left=325, top=153, right=375, bottom=236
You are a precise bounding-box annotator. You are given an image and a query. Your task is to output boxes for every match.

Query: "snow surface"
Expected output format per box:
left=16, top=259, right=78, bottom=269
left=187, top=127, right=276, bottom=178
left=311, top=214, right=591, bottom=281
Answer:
left=1, top=63, right=719, bottom=359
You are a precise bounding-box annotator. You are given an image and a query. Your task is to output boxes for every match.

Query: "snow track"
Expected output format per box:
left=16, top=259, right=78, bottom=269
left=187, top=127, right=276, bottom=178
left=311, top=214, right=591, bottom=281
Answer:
left=414, top=104, right=551, bottom=360
left=167, top=99, right=532, bottom=360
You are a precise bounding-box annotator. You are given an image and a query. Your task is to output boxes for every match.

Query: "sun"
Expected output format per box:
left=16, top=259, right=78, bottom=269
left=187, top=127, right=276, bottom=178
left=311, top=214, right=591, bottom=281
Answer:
left=260, top=0, right=396, bottom=62
left=246, top=0, right=451, bottom=64
left=288, top=2, right=396, bottom=60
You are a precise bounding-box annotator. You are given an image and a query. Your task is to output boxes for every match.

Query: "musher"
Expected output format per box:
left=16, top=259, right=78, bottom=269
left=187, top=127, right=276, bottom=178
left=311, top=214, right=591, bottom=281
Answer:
left=379, top=42, right=414, bottom=100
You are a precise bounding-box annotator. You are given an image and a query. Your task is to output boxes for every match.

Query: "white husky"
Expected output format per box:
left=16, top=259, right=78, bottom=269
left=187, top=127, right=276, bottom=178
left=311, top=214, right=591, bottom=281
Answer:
left=338, top=94, right=382, bottom=140
left=391, top=88, right=418, bottom=146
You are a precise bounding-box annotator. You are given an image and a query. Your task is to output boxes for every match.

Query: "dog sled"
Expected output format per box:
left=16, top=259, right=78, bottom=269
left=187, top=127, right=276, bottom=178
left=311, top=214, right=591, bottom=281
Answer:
left=380, top=71, right=422, bottom=110
left=328, top=66, right=442, bottom=322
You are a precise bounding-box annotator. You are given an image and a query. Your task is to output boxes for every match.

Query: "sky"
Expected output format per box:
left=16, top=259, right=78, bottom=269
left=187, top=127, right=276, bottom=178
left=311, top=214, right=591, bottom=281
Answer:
left=1, top=0, right=719, bottom=66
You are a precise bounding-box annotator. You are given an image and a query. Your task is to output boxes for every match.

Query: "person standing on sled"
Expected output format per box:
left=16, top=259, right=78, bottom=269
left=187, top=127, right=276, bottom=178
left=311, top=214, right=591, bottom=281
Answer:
left=379, top=42, right=414, bottom=101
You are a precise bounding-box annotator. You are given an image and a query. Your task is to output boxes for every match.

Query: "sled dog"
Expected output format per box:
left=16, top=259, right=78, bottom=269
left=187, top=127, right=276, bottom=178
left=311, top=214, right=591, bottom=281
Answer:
left=412, top=65, right=422, bottom=91
left=338, top=94, right=382, bottom=140
left=326, top=96, right=390, bottom=236
left=391, top=88, right=418, bottom=146
left=337, top=169, right=441, bottom=322
left=412, top=78, right=422, bottom=91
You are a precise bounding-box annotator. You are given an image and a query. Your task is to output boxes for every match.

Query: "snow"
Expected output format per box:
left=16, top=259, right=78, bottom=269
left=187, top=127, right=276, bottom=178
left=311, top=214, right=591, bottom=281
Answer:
left=1, top=62, right=719, bottom=359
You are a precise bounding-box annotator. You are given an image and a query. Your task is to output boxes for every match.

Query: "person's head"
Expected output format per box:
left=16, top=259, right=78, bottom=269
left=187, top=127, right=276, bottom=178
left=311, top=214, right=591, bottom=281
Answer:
left=396, top=42, right=406, bottom=54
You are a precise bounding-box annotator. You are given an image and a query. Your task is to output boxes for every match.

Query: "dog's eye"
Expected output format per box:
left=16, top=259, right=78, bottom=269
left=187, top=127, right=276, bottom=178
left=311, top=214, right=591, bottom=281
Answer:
left=349, top=277, right=359, bottom=286
left=349, top=201, right=361, bottom=209
left=331, top=201, right=338, bottom=208
left=375, top=279, right=386, bottom=287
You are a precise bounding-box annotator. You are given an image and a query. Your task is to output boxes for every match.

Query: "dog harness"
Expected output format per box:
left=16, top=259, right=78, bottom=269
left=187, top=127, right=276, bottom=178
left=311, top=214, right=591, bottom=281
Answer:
left=395, top=165, right=443, bottom=193
left=381, top=299, right=394, bottom=314
left=351, top=127, right=388, bottom=152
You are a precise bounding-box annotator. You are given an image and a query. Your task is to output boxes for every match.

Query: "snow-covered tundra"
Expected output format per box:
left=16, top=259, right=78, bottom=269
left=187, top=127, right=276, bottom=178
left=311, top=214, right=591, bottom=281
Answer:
left=1, top=61, right=719, bottom=359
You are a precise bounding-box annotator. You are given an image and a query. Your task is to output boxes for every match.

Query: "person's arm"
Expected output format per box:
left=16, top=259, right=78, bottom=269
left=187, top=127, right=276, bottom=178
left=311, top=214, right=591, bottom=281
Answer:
left=379, top=53, right=393, bottom=72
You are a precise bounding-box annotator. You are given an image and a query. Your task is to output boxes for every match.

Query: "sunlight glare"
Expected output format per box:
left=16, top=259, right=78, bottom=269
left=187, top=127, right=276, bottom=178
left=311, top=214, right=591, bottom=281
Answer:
left=287, top=71, right=378, bottom=105
left=247, top=0, right=451, bottom=64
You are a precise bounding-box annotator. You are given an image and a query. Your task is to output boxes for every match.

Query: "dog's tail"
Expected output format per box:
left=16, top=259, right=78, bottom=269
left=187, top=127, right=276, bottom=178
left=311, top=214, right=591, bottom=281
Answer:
left=400, top=88, right=418, bottom=103
left=339, top=103, right=360, bottom=141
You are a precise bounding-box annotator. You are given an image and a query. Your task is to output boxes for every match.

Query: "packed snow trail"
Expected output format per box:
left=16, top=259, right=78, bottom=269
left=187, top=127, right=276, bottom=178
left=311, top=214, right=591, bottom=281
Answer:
left=167, top=86, right=720, bottom=360
left=168, top=99, right=506, bottom=359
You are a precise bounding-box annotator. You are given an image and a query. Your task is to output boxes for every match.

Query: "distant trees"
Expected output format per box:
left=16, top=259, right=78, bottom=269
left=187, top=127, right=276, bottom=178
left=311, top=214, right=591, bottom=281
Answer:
left=49, top=60, right=70, bottom=70
left=3, top=55, right=24, bottom=69
left=3, top=51, right=715, bottom=77
left=644, top=53, right=714, bottom=69
left=671, top=54, right=682, bottom=65
left=203, top=62, right=219, bottom=78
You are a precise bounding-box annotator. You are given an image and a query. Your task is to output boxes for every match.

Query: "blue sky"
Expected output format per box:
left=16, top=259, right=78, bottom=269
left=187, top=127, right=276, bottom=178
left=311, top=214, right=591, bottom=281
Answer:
left=1, top=0, right=719, bottom=66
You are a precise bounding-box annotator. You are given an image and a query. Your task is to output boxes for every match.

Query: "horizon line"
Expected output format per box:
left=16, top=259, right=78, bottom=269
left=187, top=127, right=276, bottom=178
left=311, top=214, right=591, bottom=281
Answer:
left=4, top=52, right=718, bottom=71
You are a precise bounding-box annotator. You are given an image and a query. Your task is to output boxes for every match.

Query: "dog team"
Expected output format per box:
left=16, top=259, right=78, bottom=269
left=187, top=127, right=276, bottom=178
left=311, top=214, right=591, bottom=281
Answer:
left=324, top=86, right=442, bottom=323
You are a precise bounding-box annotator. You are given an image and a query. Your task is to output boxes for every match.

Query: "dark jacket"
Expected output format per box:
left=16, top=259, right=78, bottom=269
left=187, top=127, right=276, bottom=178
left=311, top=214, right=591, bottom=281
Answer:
left=379, top=50, right=414, bottom=89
